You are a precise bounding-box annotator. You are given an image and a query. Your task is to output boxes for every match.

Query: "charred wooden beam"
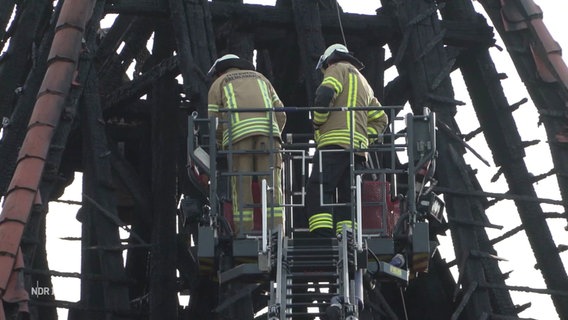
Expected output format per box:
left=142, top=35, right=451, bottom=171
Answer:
left=80, top=66, right=131, bottom=319
left=78, top=6, right=134, bottom=314
left=82, top=193, right=146, bottom=244
left=479, top=283, right=568, bottom=297
left=77, top=195, right=102, bottom=312
left=216, top=19, right=254, bottom=61
left=104, top=55, right=179, bottom=109
left=437, top=119, right=491, bottom=166
left=509, top=97, right=528, bottom=112
left=0, top=0, right=16, bottom=52
left=479, top=0, right=568, bottom=232
left=210, top=2, right=492, bottom=46
left=25, top=209, right=58, bottom=320
left=183, top=0, right=216, bottom=116
left=98, top=17, right=154, bottom=97
left=102, top=2, right=494, bottom=49
left=168, top=0, right=201, bottom=101
left=148, top=20, right=179, bottom=320
left=353, top=40, right=386, bottom=101
left=463, top=127, right=483, bottom=141
left=95, top=14, right=137, bottom=65
left=0, top=0, right=52, bottom=121
left=489, top=225, right=524, bottom=245
left=433, top=186, right=563, bottom=206
left=105, top=0, right=168, bottom=15
left=211, top=2, right=391, bottom=44
left=445, top=1, right=568, bottom=316
left=168, top=0, right=214, bottom=117
left=290, top=0, right=325, bottom=104
left=384, top=0, right=499, bottom=317
left=0, top=3, right=62, bottom=197
left=109, top=146, right=152, bottom=227
left=544, top=212, right=567, bottom=220
left=531, top=168, right=554, bottom=184
left=446, top=0, right=568, bottom=316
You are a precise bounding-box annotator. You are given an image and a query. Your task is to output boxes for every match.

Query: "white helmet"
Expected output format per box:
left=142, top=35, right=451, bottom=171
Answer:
left=316, top=44, right=349, bottom=70
left=207, top=54, right=240, bottom=77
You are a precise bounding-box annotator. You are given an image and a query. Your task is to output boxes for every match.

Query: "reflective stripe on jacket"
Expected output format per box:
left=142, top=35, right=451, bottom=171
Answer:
left=208, top=68, right=286, bottom=147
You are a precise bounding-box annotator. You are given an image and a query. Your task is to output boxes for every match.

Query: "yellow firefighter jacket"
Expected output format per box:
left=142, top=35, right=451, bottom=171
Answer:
left=208, top=68, right=286, bottom=147
left=313, top=61, right=388, bottom=153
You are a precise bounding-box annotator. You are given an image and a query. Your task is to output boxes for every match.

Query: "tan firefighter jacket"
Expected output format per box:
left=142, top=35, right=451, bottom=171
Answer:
left=313, top=61, right=388, bottom=154
left=208, top=68, right=286, bottom=147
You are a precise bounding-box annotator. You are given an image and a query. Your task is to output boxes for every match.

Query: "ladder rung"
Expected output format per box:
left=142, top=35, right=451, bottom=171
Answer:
left=287, top=283, right=339, bottom=289
left=286, top=302, right=329, bottom=308
left=288, top=245, right=337, bottom=254
left=286, top=292, right=335, bottom=299
left=288, top=272, right=338, bottom=279
left=285, top=312, right=326, bottom=319
left=288, top=257, right=339, bottom=267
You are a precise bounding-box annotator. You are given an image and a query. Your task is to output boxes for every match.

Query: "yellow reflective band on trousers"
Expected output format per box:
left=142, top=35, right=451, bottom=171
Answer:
left=240, top=210, right=253, bottom=221
left=309, top=213, right=333, bottom=232
left=208, top=104, right=219, bottom=113
left=336, top=220, right=357, bottom=235
left=231, top=176, right=253, bottom=221
left=270, top=206, right=284, bottom=218
left=322, top=76, right=343, bottom=93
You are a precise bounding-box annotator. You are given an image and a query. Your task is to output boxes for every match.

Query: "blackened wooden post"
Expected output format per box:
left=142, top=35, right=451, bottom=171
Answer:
left=149, top=19, right=179, bottom=320
left=0, top=0, right=52, bottom=120
left=479, top=0, right=568, bottom=232
left=77, top=205, right=105, bottom=320
left=173, top=0, right=216, bottom=117
left=123, top=125, right=153, bottom=309
left=383, top=0, right=493, bottom=317
left=445, top=1, right=568, bottom=317
left=220, top=21, right=255, bottom=62
left=352, top=40, right=386, bottom=101
left=290, top=0, right=325, bottom=104
left=80, top=70, right=131, bottom=319
left=0, top=1, right=16, bottom=53
left=0, top=0, right=55, bottom=196
left=0, top=1, right=61, bottom=196
left=97, top=17, right=154, bottom=100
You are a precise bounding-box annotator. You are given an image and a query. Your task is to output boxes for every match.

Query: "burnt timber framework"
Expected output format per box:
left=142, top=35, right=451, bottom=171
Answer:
left=0, top=0, right=567, bottom=319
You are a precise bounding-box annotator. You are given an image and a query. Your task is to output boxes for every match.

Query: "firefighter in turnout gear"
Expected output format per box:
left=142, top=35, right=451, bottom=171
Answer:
left=207, top=54, right=286, bottom=236
left=306, top=44, right=388, bottom=237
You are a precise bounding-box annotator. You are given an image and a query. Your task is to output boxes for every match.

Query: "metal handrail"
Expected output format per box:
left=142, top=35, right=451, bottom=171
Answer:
left=261, top=179, right=268, bottom=253
left=187, top=105, right=407, bottom=239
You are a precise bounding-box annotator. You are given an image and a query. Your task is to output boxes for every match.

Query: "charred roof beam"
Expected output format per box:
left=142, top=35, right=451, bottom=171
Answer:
left=102, top=2, right=494, bottom=48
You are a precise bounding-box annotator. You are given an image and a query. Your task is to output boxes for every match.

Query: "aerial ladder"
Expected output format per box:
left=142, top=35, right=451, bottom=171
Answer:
left=186, top=106, right=444, bottom=319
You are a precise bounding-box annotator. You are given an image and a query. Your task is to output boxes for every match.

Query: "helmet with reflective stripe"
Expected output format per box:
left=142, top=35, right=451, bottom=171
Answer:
left=207, top=54, right=241, bottom=77
left=316, top=43, right=349, bottom=70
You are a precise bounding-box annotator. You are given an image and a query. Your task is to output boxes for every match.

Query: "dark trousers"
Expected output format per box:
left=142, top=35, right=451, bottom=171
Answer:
left=305, top=146, right=365, bottom=236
